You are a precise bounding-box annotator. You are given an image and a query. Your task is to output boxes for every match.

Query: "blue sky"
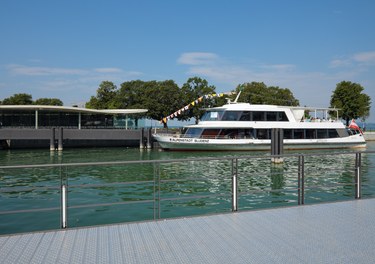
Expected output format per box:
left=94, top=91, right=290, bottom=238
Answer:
left=1, top=0, right=375, bottom=121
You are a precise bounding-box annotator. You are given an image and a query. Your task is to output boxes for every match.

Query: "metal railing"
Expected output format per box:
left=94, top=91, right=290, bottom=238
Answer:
left=0, top=150, right=374, bottom=233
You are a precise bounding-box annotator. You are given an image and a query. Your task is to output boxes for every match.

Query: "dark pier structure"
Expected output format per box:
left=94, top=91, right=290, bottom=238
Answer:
left=0, top=105, right=153, bottom=150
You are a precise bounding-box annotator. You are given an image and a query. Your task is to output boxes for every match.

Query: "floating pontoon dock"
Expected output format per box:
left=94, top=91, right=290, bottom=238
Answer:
left=1, top=199, right=374, bottom=264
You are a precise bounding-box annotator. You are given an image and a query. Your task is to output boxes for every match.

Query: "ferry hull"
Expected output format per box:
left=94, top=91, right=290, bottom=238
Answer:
left=153, top=134, right=366, bottom=151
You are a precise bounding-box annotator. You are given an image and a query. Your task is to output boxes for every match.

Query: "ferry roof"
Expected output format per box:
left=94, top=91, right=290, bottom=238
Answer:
left=0, top=105, right=148, bottom=114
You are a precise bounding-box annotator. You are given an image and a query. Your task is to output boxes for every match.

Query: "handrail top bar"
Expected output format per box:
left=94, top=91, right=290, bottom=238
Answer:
left=0, top=150, right=373, bottom=170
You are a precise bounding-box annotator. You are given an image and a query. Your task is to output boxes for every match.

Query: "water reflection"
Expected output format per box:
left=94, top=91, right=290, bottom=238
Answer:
left=0, top=144, right=374, bottom=234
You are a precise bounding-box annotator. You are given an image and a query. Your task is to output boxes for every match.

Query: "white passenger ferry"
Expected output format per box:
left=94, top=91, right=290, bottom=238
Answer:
left=153, top=102, right=366, bottom=151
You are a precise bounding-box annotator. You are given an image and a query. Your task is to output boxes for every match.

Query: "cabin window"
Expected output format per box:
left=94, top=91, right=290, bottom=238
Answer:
left=222, top=111, right=240, bottom=121
left=284, top=129, right=293, bottom=139
left=239, top=111, right=251, bottom=121
left=200, top=111, right=224, bottom=121
left=337, top=129, right=349, bottom=137
left=294, top=129, right=304, bottom=139
left=317, top=129, right=328, bottom=138
left=305, top=129, right=316, bottom=139
left=238, top=129, right=254, bottom=138
left=253, top=111, right=265, bottom=121
left=277, top=112, right=289, bottom=121
left=220, top=129, right=239, bottom=138
left=266, top=112, right=277, bottom=121
left=328, top=129, right=339, bottom=138
left=202, top=110, right=289, bottom=122
left=184, top=128, right=202, bottom=138
left=201, top=129, right=220, bottom=138
left=256, top=129, right=269, bottom=139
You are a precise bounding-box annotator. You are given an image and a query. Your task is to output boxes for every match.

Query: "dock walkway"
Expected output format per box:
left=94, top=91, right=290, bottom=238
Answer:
left=1, top=199, right=375, bottom=264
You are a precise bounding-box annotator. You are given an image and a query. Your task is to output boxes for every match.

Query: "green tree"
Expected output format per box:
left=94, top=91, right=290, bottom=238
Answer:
left=233, top=82, right=299, bottom=106
left=34, top=98, right=63, bottom=106
left=181, top=77, right=217, bottom=123
left=117, top=80, right=148, bottom=110
left=144, top=80, right=183, bottom=128
left=118, top=80, right=184, bottom=127
left=330, top=81, right=371, bottom=126
left=86, top=81, right=119, bottom=109
left=117, top=80, right=152, bottom=127
left=2, top=93, right=33, bottom=105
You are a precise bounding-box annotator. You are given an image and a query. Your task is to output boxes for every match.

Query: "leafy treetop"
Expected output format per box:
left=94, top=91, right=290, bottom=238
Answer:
left=233, top=82, right=300, bottom=106
left=330, top=81, right=371, bottom=125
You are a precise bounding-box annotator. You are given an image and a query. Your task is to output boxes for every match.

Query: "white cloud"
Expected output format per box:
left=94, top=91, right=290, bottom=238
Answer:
left=94, top=68, right=123, bottom=73
left=7, top=64, right=88, bottom=76
left=260, top=64, right=296, bottom=71
left=330, top=51, right=375, bottom=68
left=352, top=51, right=375, bottom=64
left=177, top=52, right=218, bottom=65
left=6, top=64, right=143, bottom=79
left=329, top=59, right=351, bottom=68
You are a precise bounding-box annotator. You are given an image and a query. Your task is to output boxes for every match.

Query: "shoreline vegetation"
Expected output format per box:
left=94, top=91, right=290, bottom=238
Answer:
left=1, top=79, right=371, bottom=128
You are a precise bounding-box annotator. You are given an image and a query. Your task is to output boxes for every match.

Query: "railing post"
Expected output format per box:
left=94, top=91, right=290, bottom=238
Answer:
left=153, top=162, right=160, bottom=220
left=61, top=184, right=68, bottom=228
left=158, top=163, right=161, bottom=219
left=232, top=158, right=238, bottom=212
left=298, top=155, right=305, bottom=205
left=355, top=152, right=362, bottom=199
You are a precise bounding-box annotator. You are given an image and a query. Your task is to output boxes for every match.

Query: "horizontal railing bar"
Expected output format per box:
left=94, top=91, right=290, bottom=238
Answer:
left=69, top=180, right=155, bottom=189
left=0, top=181, right=156, bottom=193
left=160, top=177, right=231, bottom=183
left=238, top=173, right=295, bottom=178
left=238, top=183, right=356, bottom=195
left=69, top=199, right=155, bottom=210
left=0, top=207, right=60, bottom=215
left=0, top=186, right=60, bottom=193
left=239, top=188, right=300, bottom=195
left=160, top=193, right=230, bottom=202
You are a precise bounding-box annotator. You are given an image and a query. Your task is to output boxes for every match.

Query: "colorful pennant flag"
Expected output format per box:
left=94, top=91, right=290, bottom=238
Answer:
left=160, top=93, right=225, bottom=123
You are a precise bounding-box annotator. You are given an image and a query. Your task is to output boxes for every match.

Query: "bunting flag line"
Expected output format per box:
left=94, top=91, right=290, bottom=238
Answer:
left=160, top=93, right=224, bottom=123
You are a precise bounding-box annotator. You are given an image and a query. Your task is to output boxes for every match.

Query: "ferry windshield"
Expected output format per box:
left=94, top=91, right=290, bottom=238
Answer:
left=200, top=110, right=289, bottom=122
left=200, top=111, right=224, bottom=121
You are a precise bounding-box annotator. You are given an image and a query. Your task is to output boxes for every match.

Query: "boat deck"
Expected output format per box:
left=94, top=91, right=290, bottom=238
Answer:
left=1, top=199, right=375, bottom=264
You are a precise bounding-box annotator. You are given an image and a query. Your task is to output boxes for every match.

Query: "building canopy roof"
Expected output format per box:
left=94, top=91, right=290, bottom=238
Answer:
left=0, top=105, right=148, bottom=114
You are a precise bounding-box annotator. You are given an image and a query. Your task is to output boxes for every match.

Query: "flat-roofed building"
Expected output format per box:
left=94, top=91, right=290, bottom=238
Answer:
left=0, top=105, right=148, bottom=129
left=0, top=105, right=151, bottom=149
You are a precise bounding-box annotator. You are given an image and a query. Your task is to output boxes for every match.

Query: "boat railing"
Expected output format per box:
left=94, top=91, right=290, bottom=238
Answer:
left=153, top=132, right=244, bottom=139
left=0, top=150, right=374, bottom=235
left=300, top=118, right=339, bottom=122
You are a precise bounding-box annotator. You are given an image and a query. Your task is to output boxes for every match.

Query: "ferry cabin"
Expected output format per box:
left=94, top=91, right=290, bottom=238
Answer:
left=153, top=103, right=366, bottom=150
left=181, top=105, right=360, bottom=141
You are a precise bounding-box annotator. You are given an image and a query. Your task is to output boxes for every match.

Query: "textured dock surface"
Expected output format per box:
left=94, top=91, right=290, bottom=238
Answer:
left=1, top=199, right=375, bottom=264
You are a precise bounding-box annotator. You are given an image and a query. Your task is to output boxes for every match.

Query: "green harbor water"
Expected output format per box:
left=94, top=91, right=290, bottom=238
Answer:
left=1, top=142, right=375, bottom=235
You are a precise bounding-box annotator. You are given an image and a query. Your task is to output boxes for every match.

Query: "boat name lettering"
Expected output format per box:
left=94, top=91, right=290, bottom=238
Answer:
left=194, top=139, right=209, bottom=143
left=170, top=138, right=193, bottom=142
left=169, top=138, right=210, bottom=143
